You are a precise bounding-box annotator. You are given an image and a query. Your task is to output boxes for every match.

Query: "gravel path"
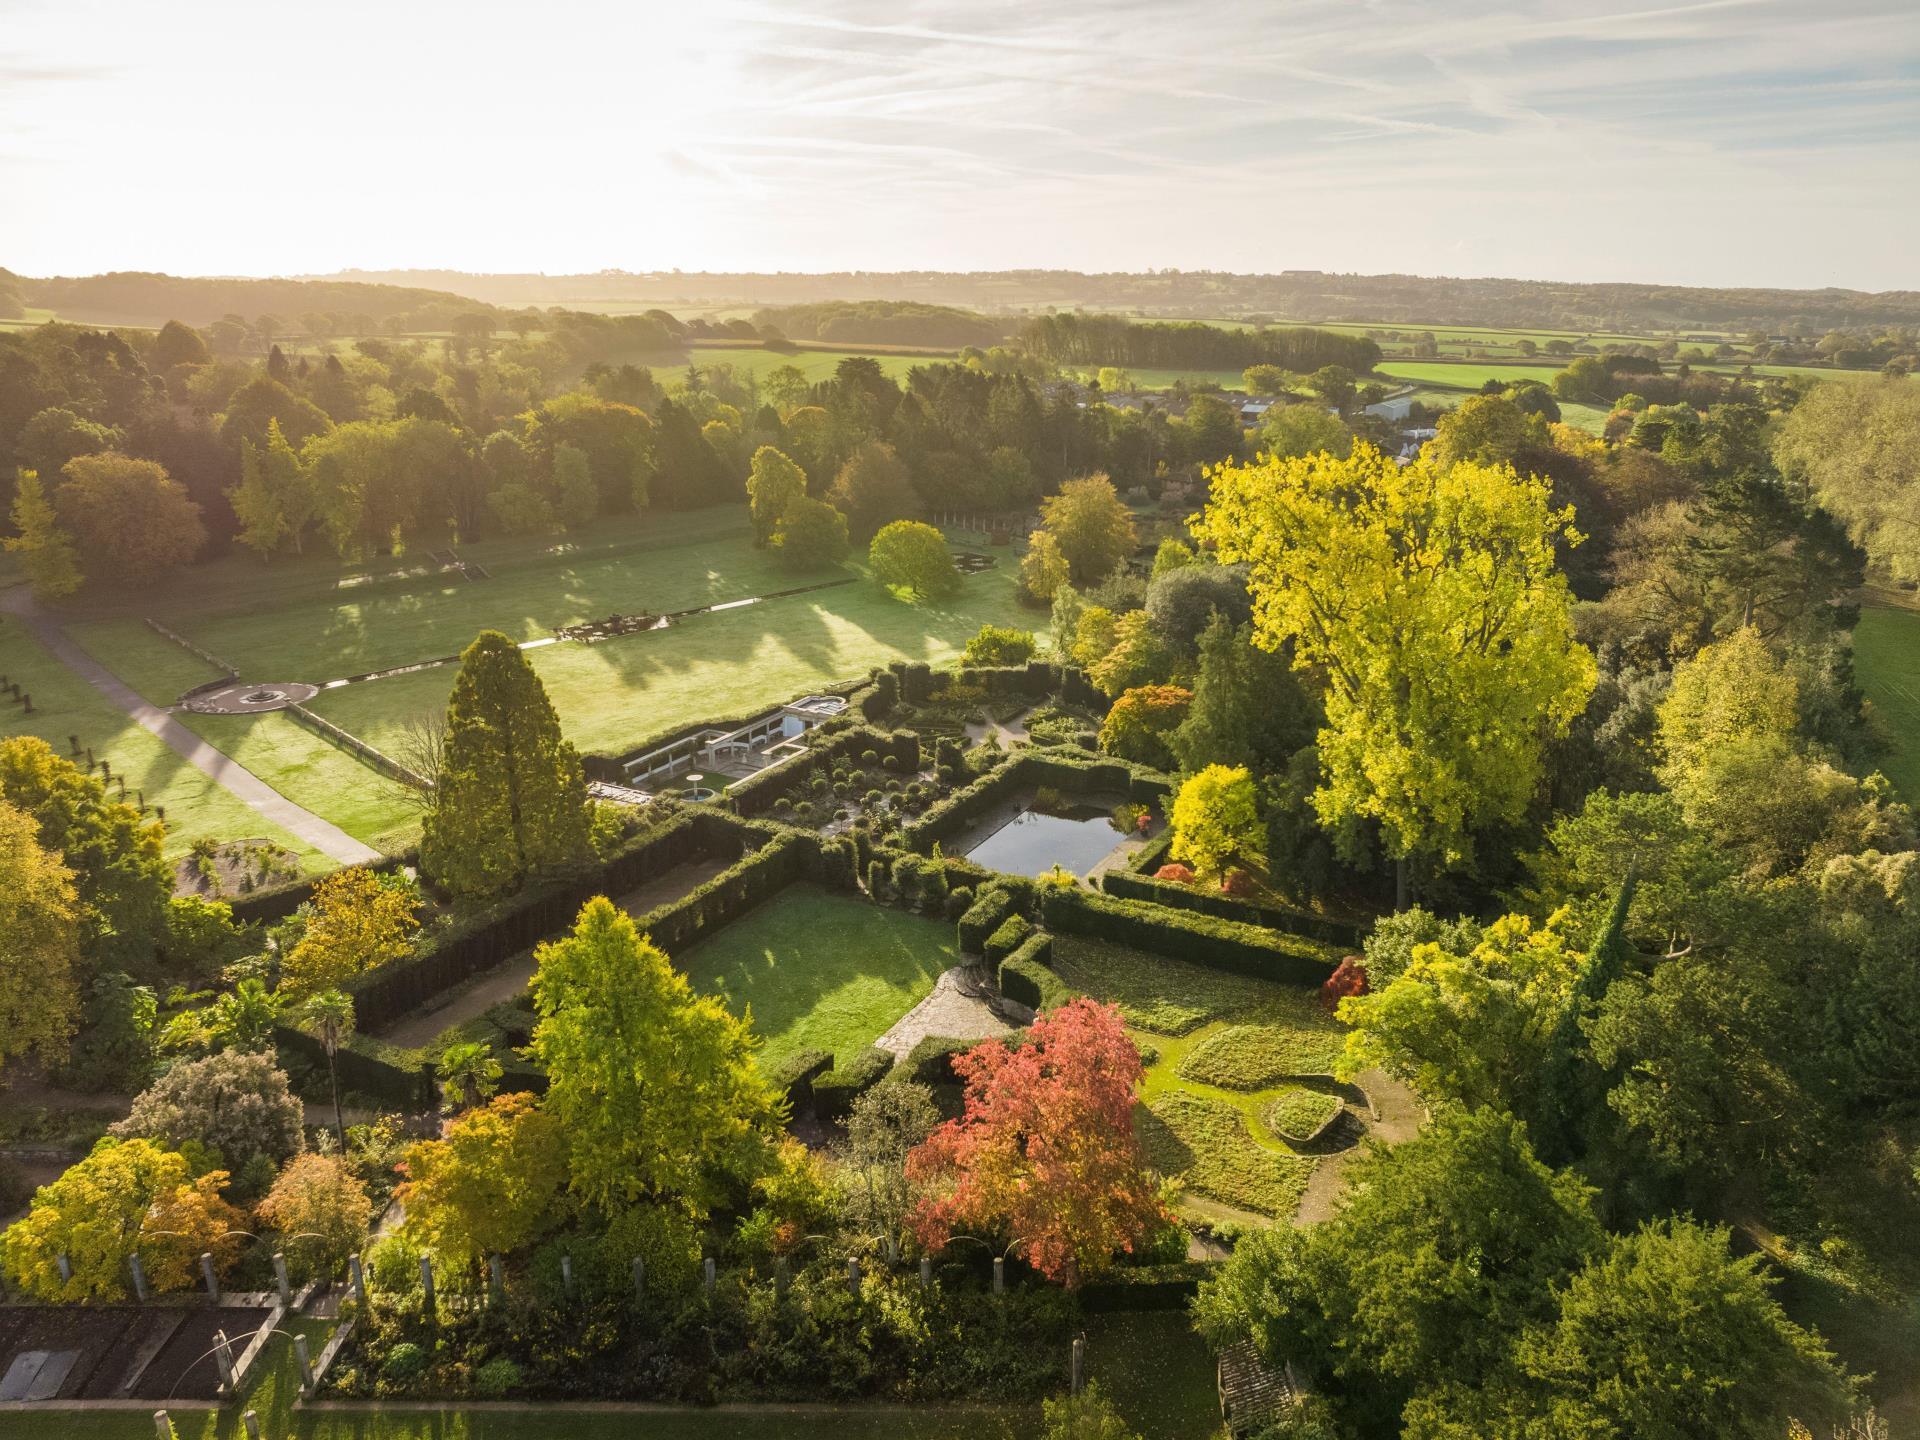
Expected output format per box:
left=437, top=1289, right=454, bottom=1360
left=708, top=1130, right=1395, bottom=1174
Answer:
left=0, top=591, right=380, bottom=866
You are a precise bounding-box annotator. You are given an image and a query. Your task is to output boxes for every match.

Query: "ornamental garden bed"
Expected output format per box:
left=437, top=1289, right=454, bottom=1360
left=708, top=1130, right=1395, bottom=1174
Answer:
left=1044, top=936, right=1349, bottom=1222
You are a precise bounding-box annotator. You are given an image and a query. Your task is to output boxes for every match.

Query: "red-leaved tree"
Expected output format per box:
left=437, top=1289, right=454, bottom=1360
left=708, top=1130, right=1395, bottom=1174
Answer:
left=906, top=999, right=1168, bottom=1285
left=1320, top=956, right=1368, bottom=1012
left=1154, top=863, right=1196, bottom=885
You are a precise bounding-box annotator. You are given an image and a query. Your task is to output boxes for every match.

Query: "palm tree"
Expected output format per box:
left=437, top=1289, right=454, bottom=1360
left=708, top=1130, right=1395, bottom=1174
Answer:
left=435, top=1041, right=503, bottom=1115
left=299, top=990, right=356, bottom=1146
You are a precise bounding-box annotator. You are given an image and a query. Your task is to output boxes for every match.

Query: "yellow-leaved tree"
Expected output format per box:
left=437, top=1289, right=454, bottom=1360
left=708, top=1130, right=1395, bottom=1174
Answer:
left=1194, top=443, right=1594, bottom=902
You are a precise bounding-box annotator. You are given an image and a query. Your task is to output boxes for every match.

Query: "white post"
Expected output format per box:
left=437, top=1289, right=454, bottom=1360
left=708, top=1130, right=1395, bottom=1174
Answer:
left=200, top=1252, right=219, bottom=1301
left=418, top=1254, right=435, bottom=1310
left=847, top=1257, right=861, bottom=1299
left=55, top=1253, right=72, bottom=1284
left=631, top=1256, right=646, bottom=1303
left=129, top=1252, right=149, bottom=1302
left=702, top=1257, right=716, bottom=1297
left=293, top=1333, right=314, bottom=1395
left=560, top=1254, right=574, bottom=1300
left=212, top=1329, right=235, bottom=1390
left=243, top=1411, right=262, bottom=1440
left=272, top=1252, right=291, bottom=1306
left=348, top=1252, right=367, bottom=1307
left=1072, top=1336, right=1086, bottom=1394
left=153, top=1411, right=173, bottom=1440
left=919, top=1256, right=932, bottom=1291
left=993, top=1256, right=1005, bottom=1294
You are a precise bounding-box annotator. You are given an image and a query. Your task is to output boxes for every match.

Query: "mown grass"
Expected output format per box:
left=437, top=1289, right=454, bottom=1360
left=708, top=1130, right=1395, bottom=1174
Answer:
left=674, top=883, right=954, bottom=1070
left=0, top=621, right=328, bottom=870
left=308, top=548, right=1044, bottom=760
left=1855, top=604, right=1920, bottom=804
left=64, top=619, right=422, bottom=854
left=1050, top=937, right=1332, bottom=1037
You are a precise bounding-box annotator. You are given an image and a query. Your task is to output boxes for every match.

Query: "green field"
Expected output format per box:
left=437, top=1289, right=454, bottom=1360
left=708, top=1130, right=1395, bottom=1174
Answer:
left=0, top=619, right=329, bottom=870
left=1051, top=937, right=1344, bottom=1221
left=676, top=884, right=953, bottom=1069
left=304, top=537, right=1042, bottom=760
left=1856, top=604, right=1920, bottom=803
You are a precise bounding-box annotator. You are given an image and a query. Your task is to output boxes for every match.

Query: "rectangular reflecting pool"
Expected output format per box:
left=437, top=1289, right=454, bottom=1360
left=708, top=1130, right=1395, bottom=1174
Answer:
left=964, top=805, right=1129, bottom=878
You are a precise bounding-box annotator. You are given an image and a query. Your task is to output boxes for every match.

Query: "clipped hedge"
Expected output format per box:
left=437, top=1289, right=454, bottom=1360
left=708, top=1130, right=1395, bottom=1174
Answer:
left=275, top=1024, right=435, bottom=1111
left=896, top=1034, right=978, bottom=1088
left=998, top=934, right=1073, bottom=1013
left=1040, top=888, right=1341, bottom=986
left=1077, top=1261, right=1215, bottom=1314
left=958, top=886, right=1020, bottom=954
left=763, top=1048, right=835, bottom=1113
left=811, top=1046, right=895, bottom=1120
left=902, top=750, right=1170, bottom=854
left=1100, top=871, right=1363, bottom=949
left=983, top=914, right=1034, bottom=965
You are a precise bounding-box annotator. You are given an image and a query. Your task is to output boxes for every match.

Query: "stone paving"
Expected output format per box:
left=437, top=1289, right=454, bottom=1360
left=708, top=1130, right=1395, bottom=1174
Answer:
left=874, top=965, right=1031, bottom=1059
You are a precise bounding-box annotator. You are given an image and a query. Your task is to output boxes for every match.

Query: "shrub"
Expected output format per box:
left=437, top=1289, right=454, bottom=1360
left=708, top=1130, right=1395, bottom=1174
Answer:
left=473, top=1356, right=521, bottom=1398
left=862, top=749, right=880, bottom=765
left=998, top=934, right=1071, bottom=1012
left=1154, top=863, right=1196, bottom=884
left=946, top=885, right=975, bottom=920
left=882, top=754, right=901, bottom=771
left=382, top=1342, right=428, bottom=1381
left=866, top=859, right=889, bottom=897
left=890, top=855, right=920, bottom=900
left=1040, top=888, right=1339, bottom=986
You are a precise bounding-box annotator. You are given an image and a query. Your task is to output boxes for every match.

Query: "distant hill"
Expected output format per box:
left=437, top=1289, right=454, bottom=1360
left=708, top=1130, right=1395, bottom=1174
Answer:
left=319, top=267, right=1920, bottom=335
left=14, top=271, right=497, bottom=329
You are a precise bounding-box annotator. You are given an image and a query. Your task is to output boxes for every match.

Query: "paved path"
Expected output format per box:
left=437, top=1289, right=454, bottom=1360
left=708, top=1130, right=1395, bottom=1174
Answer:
left=875, top=966, right=1025, bottom=1059
left=1, top=593, right=380, bottom=866
left=1293, top=1068, right=1425, bottom=1225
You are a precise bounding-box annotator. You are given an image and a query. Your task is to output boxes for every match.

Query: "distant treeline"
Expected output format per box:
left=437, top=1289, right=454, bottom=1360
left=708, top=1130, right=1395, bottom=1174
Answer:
left=751, top=300, right=1006, bottom=349
left=1016, top=315, right=1381, bottom=374
left=17, top=271, right=497, bottom=332
left=322, top=267, right=1920, bottom=335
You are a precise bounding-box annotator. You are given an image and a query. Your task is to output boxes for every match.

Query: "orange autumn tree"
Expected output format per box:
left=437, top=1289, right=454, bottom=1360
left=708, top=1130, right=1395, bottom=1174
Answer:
left=907, top=999, right=1167, bottom=1284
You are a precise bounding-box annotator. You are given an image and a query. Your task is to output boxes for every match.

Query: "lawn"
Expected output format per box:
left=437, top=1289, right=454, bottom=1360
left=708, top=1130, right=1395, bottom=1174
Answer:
left=64, top=619, right=423, bottom=854
left=1051, top=936, right=1342, bottom=1221
left=308, top=547, right=1044, bottom=760
left=1855, top=604, right=1920, bottom=803
left=155, top=514, right=836, bottom=684
left=0, top=620, right=329, bottom=870
left=674, top=884, right=955, bottom=1070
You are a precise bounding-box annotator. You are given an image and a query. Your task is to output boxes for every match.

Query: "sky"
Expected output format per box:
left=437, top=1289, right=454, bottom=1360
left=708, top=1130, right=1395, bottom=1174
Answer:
left=2, top=0, right=1916, bottom=289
